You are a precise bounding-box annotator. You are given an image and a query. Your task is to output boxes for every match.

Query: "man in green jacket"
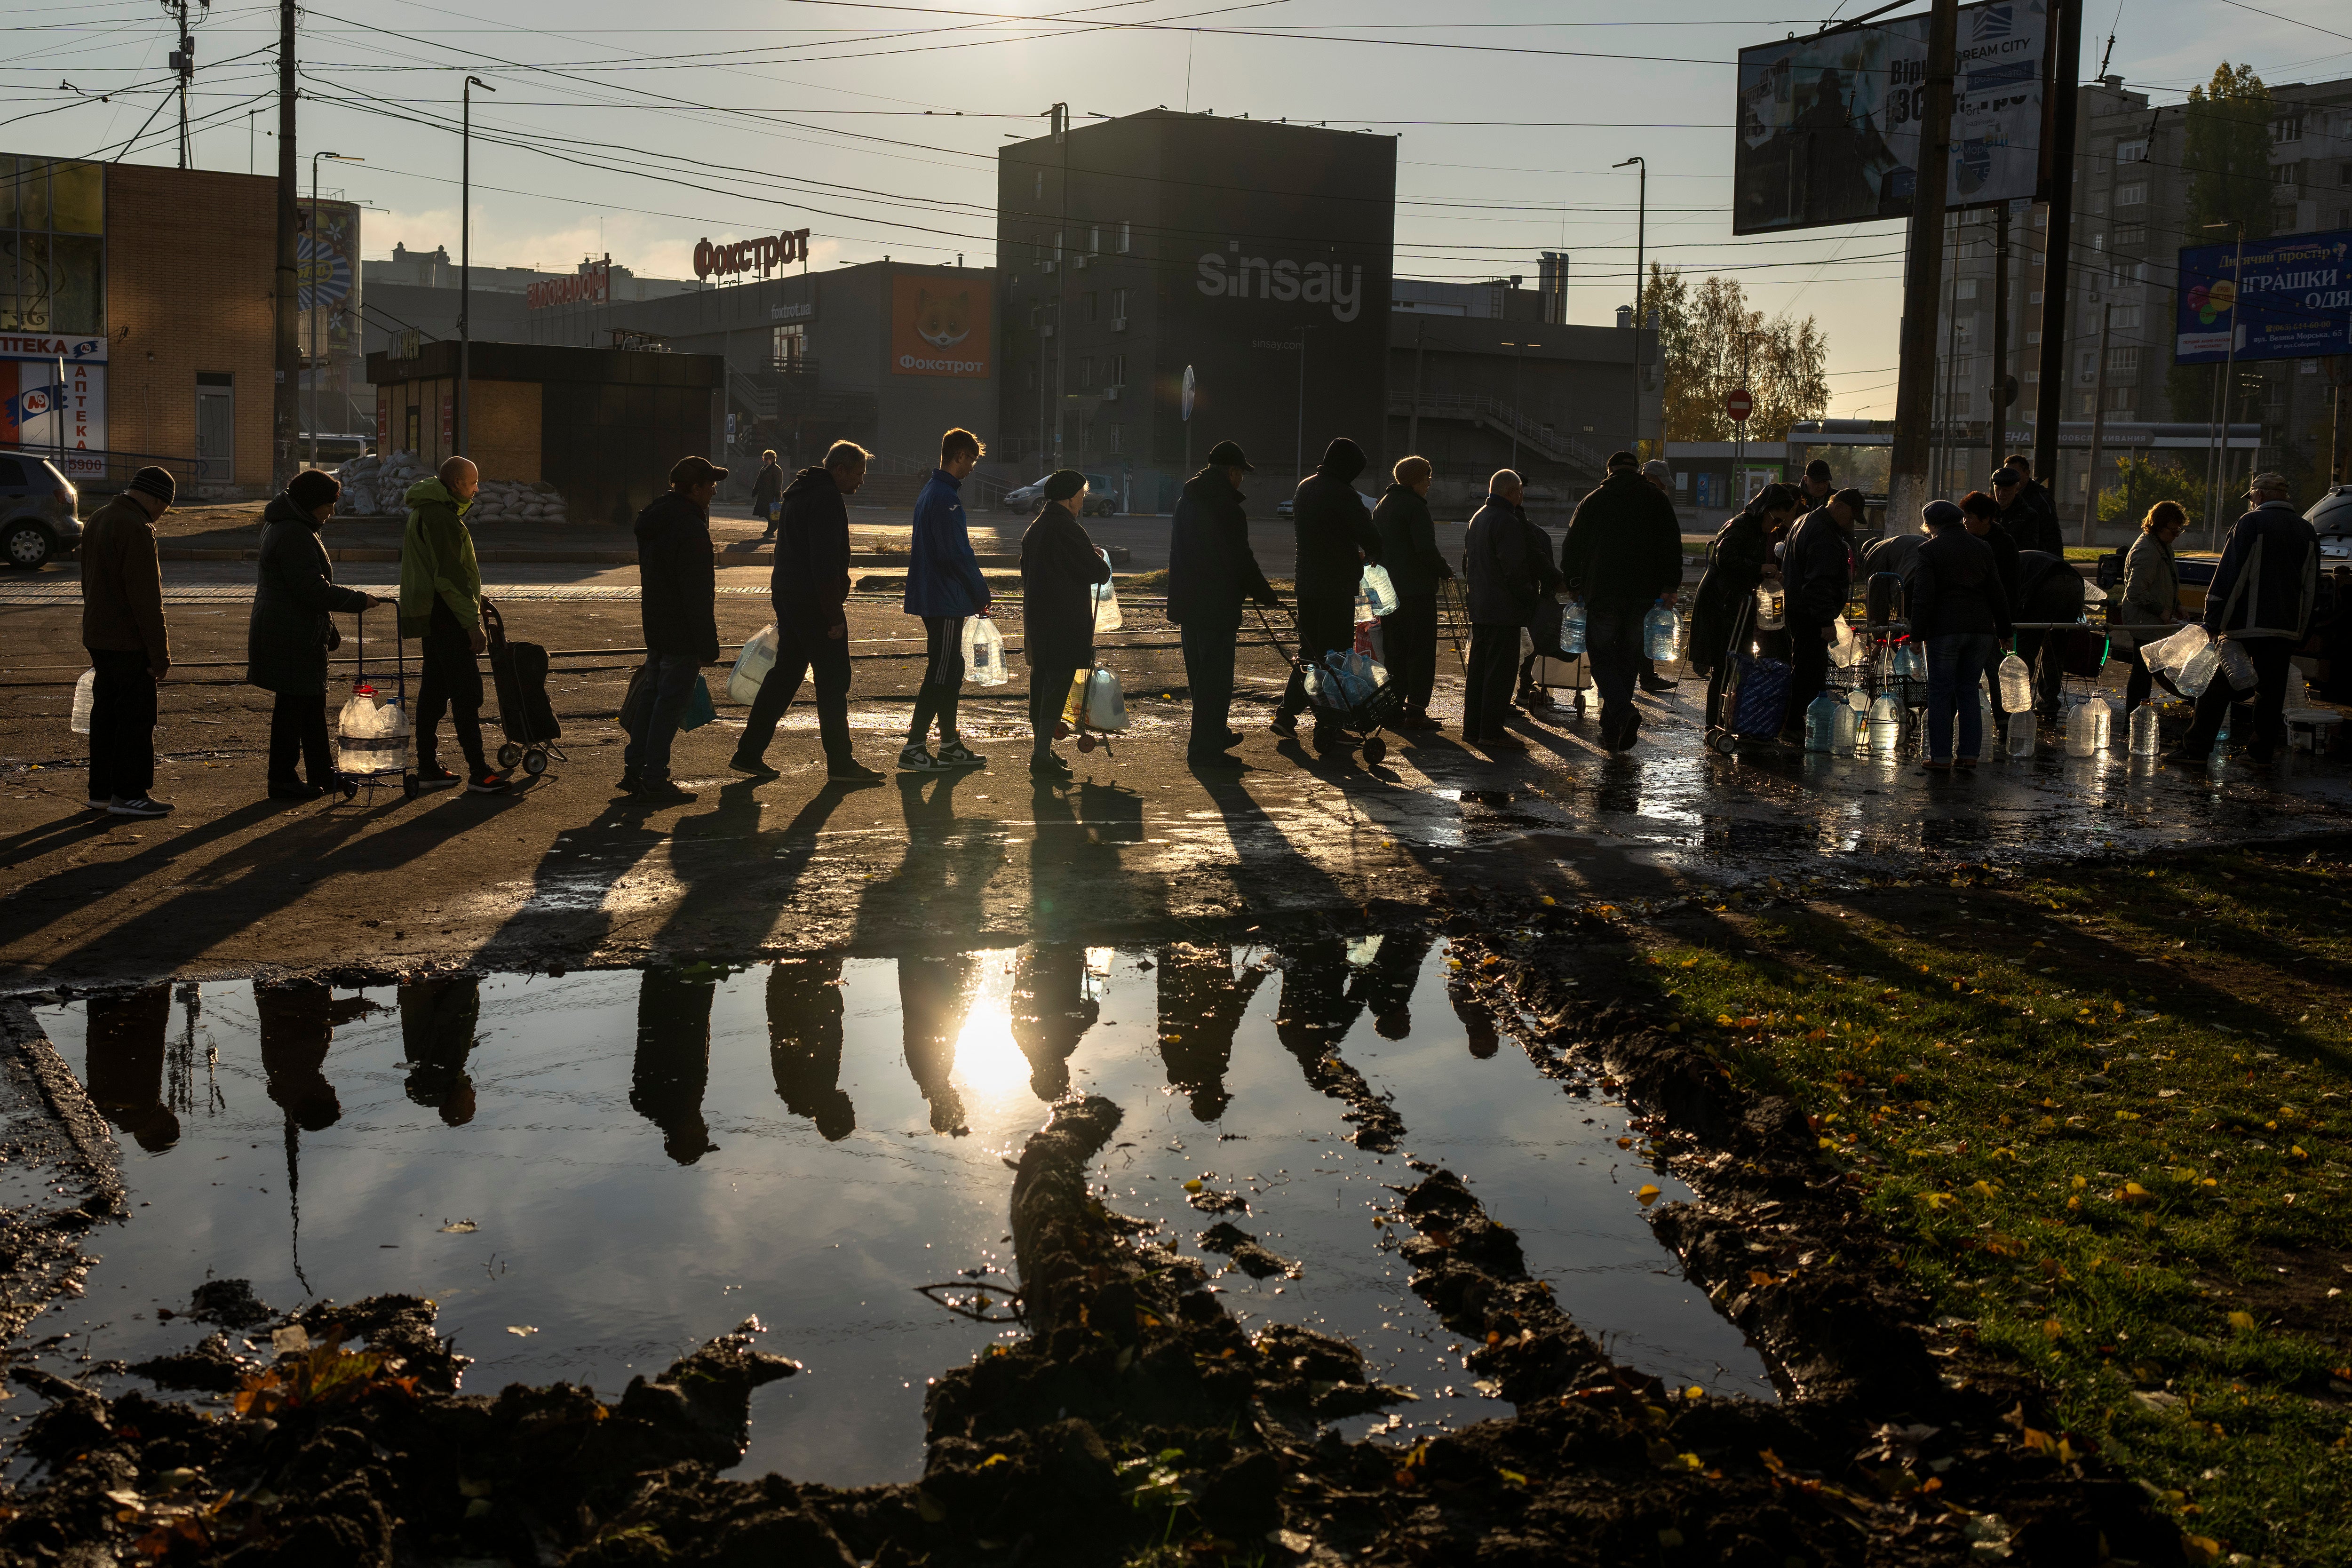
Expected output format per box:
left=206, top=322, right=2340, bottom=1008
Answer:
left=398, top=456, right=507, bottom=793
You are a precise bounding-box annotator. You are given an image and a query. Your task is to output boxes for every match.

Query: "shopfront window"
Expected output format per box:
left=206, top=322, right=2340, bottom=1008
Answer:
left=0, top=155, right=105, bottom=334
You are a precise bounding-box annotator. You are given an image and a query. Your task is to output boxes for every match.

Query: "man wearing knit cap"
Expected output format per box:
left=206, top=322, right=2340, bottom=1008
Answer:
left=80, top=466, right=177, bottom=817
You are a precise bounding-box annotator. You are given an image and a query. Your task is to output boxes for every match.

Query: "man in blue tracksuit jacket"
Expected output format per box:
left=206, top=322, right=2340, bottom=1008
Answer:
left=900, top=427, right=994, bottom=772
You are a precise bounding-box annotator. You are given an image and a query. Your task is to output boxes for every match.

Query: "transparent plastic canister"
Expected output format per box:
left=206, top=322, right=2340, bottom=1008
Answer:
left=1997, top=653, right=2033, bottom=711
left=1559, top=598, right=1588, bottom=656
left=2128, top=702, right=2160, bottom=756
left=1754, top=585, right=1785, bottom=631
left=1804, top=690, right=1842, bottom=752
left=70, top=668, right=95, bottom=735
left=1867, top=692, right=1901, bottom=756
left=1643, top=601, right=1684, bottom=662
left=2064, top=697, right=2100, bottom=756
left=2005, top=711, right=2035, bottom=758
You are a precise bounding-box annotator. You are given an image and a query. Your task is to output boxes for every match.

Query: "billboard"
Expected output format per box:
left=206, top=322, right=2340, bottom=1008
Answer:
left=890, top=271, right=991, bottom=378
left=297, top=198, right=361, bottom=360
left=0, top=334, right=106, bottom=479
left=1734, top=0, right=2048, bottom=235
left=2175, top=228, right=2352, bottom=365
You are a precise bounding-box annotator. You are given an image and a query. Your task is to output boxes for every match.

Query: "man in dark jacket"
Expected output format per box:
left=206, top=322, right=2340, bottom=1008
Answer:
left=2169, top=470, right=2320, bottom=764
left=1560, top=451, right=1684, bottom=751
left=1168, top=440, right=1278, bottom=766
left=1019, top=470, right=1114, bottom=781
left=80, top=465, right=177, bottom=817
left=248, top=469, right=384, bottom=800
left=1907, top=500, right=2013, bottom=766
left=751, top=449, right=784, bottom=538
left=1271, top=437, right=1383, bottom=749
left=1371, top=455, right=1451, bottom=729
left=1992, top=460, right=2064, bottom=556
left=621, top=455, right=725, bottom=803
left=1780, top=487, right=1862, bottom=734
left=734, top=440, right=882, bottom=784
left=1462, top=470, right=1556, bottom=751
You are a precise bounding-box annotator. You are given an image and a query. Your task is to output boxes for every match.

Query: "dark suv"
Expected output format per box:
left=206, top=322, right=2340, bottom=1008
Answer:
left=0, top=454, right=81, bottom=569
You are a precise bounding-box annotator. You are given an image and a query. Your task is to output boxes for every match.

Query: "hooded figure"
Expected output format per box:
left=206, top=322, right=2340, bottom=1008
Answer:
left=1271, top=438, right=1383, bottom=748
left=1168, top=445, right=1279, bottom=766
left=249, top=471, right=376, bottom=799
left=397, top=464, right=500, bottom=789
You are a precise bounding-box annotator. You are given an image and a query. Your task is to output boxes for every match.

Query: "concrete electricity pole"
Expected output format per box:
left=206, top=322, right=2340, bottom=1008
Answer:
left=459, top=76, right=496, bottom=460
left=2031, top=0, right=2084, bottom=491
left=1614, top=156, right=1645, bottom=456
left=1887, top=0, right=1959, bottom=533
left=1989, top=205, right=2012, bottom=477
left=1048, top=103, right=1070, bottom=467
left=272, top=0, right=299, bottom=489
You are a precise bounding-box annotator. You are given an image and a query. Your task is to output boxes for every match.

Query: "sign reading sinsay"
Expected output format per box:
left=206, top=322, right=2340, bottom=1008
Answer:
left=1194, top=240, right=1365, bottom=322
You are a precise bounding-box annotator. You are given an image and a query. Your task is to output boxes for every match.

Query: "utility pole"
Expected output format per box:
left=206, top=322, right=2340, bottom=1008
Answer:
left=1888, top=0, right=1959, bottom=532
left=1614, top=156, right=1646, bottom=456
left=1990, top=204, right=2012, bottom=482
left=2030, top=0, right=2083, bottom=492
left=271, top=0, right=299, bottom=490
left=2200, top=222, right=2244, bottom=547
left=1937, top=227, right=1962, bottom=497
left=165, top=1, right=203, bottom=169
left=459, top=75, right=495, bottom=460
left=1048, top=103, right=1070, bottom=467
left=2081, top=302, right=2114, bottom=546
left=2334, top=354, right=2349, bottom=485
left=1407, top=321, right=1426, bottom=456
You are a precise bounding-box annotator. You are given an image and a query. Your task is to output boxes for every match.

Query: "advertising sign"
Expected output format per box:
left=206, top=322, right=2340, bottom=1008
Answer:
left=2174, top=228, right=2352, bottom=364
left=0, top=334, right=107, bottom=478
left=890, top=271, right=991, bottom=378
left=528, top=260, right=610, bottom=311
left=298, top=199, right=362, bottom=359
left=1734, top=0, right=2048, bottom=235
left=694, top=229, right=810, bottom=280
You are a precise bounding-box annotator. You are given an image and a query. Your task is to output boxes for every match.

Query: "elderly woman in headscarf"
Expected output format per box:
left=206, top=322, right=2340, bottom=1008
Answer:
left=1019, top=469, right=1112, bottom=781
left=1689, top=481, right=1801, bottom=734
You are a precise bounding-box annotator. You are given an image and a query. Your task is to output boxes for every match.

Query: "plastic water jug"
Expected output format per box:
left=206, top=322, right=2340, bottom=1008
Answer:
left=2212, top=637, right=2255, bottom=695
left=2143, top=622, right=2208, bottom=681
left=1090, top=552, right=1123, bottom=633
left=961, top=615, right=1009, bottom=686
left=70, top=668, right=95, bottom=735
left=2005, top=713, right=2035, bottom=758
left=1979, top=682, right=1997, bottom=748
left=1643, top=601, right=1683, bottom=662
left=1559, top=598, right=1587, bottom=656
left=2094, top=698, right=2114, bottom=754
left=1997, top=653, right=2033, bottom=712
left=1867, top=692, right=1901, bottom=757
left=2128, top=703, right=2161, bottom=756
left=727, top=622, right=779, bottom=705
left=1754, top=585, right=1785, bottom=631
left=2175, top=644, right=2220, bottom=698
left=1895, top=640, right=1926, bottom=681
left=1358, top=563, right=1399, bottom=620
left=1804, top=691, right=1843, bottom=752
left=2064, top=696, right=2101, bottom=756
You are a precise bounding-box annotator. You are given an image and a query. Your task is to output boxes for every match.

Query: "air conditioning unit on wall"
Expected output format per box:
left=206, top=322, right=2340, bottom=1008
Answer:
left=1101, top=385, right=1121, bottom=402
left=1109, top=317, right=1127, bottom=332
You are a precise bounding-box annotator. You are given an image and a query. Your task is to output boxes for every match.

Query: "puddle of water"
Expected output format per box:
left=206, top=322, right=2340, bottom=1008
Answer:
left=29, top=941, right=1768, bottom=1485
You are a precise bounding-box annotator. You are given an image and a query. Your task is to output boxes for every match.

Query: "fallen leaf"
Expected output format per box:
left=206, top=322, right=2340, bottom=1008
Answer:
left=2226, top=1311, right=2256, bottom=1331
left=506, top=1324, right=539, bottom=1337
left=1634, top=1184, right=1661, bottom=1207
left=438, top=1219, right=478, bottom=1234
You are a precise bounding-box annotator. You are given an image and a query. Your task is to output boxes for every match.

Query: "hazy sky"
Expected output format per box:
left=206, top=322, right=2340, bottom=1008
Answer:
left=11, top=0, right=2347, bottom=416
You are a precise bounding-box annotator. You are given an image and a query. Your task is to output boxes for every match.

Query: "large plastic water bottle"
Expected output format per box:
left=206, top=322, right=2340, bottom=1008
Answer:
left=2064, top=697, right=2101, bottom=756
left=1804, top=690, right=1843, bottom=752
left=2005, top=711, right=2036, bottom=758
left=1978, top=681, right=1997, bottom=750
left=1358, top=563, right=1399, bottom=620
left=1559, top=598, right=1587, bottom=656
left=1754, top=585, right=1785, bottom=631
left=1997, top=653, right=2033, bottom=712
left=1643, top=600, right=1683, bottom=662
left=2094, top=697, right=2114, bottom=754
left=1867, top=692, right=1901, bottom=756
left=70, top=668, right=95, bottom=735
left=2128, top=703, right=2160, bottom=756
left=2176, top=644, right=2220, bottom=698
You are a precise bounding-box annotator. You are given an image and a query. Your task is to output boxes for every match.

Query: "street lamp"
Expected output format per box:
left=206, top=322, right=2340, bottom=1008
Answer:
left=2200, top=219, right=2245, bottom=548
left=1614, top=155, right=1646, bottom=457
left=1500, top=339, right=1540, bottom=469
left=308, top=151, right=361, bottom=471
left=460, top=75, right=497, bottom=461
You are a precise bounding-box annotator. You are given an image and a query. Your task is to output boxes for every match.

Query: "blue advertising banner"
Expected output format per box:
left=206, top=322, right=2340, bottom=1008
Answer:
left=2175, top=228, right=2352, bottom=365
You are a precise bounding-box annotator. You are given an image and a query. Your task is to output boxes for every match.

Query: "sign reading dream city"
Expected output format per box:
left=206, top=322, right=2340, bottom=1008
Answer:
left=695, top=229, right=812, bottom=280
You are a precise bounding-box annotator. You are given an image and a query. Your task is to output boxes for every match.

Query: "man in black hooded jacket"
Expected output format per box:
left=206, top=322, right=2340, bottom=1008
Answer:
left=732, top=441, right=883, bottom=784
left=1271, top=437, right=1383, bottom=748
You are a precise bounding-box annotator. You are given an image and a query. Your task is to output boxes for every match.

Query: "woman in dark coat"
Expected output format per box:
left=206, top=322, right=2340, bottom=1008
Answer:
left=1019, top=470, right=1113, bottom=781
left=1690, top=483, right=1799, bottom=729
left=247, top=469, right=383, bottom=800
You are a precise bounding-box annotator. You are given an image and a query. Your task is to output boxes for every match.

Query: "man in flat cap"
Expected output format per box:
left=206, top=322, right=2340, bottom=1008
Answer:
left=1167, top=440, right=1280, bottom=768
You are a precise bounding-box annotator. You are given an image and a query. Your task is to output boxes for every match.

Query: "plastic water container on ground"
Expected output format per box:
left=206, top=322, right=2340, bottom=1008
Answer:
left=2063, top=697, right=2102, bottom=756
left=1559, top=599, right=1587, bottom=657
left=2128, top=703, right=2161, bottom=756
left=2005, top=713, right=2035, bottom=758
left=1643, top=601, right=1683, bottom=662
left=1997, top=653, right=2033, bottom=712
left=1803, top=691, right=1843, bottom=752
left=70, top=668, right=95, bottom=735
left=1867, top=692, right=1901, bottom=757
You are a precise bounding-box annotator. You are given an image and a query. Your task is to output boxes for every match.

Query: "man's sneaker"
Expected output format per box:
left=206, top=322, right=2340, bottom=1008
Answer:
left=108, top=796, right=172, bottom=819
left=417, top=764, right=462, bottom=789
left=826, top=757, right=886, bottom=785
left=1267, top=715, right=1299, bottom=740
left=631, top=778, right=696, bottom=804
left=936, top=739, right=988, bottom=769
left=729, top=751, right=779, bottom=779
left=468, top=770, right=512, bottom=795
left=1030, top=752, right=1073, bottom=781
left=898, top=742, right=949, bottom=772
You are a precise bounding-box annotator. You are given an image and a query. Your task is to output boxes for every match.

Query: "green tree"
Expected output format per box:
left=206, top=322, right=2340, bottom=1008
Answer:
left=2096, top=453, right=2208, bottom=525
left=2167, top=63, right=2274, bottom=421
left=1641, top=263, right=1828, bottom=443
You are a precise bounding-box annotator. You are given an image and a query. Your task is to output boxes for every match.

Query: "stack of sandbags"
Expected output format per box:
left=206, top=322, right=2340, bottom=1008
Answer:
left=335, top=449, right=426, bottom=517
left=464, top=479, right=569, bottom=526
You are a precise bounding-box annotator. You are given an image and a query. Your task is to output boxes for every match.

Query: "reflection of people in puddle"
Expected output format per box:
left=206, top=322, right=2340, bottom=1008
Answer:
left=1272, top=939, right=1365, bottom=1066
left=1357, top=933, right=1432, bottom=1040
left=1009, top=946, right=1097, bottom=1101
left=256, top=980, right=376, bottom=1130
left=898, top=953, right=973, bottom=1134
left=1154, top=941, right=1265, bottom=1120
left=84, top=982, right=178, bottom=1151
left=399, top=974, right=481, bottom=1126
left=766, top=958, right=855, bottom=1140
left=631, top=965, right=719, bottom=1164
left=1448, top=976, right=1501, bottom=1059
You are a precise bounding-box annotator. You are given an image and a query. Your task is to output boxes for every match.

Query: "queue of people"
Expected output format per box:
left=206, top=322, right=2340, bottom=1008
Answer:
left=72, top=434, right=2326, bottom=818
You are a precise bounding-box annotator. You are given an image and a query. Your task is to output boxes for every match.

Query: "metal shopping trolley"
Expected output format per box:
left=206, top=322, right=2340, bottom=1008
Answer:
left=1254, top=601, right=1405, bottom=765
left=335, top=607, right=419, bottom=802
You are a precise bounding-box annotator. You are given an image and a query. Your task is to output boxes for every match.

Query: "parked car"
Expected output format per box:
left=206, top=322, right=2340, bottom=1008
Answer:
left=2311, top=483, right=2352, bottom=565
left=0, top=454, right=80, bottom=569
left=1001, top=473, right=1123, bottom=517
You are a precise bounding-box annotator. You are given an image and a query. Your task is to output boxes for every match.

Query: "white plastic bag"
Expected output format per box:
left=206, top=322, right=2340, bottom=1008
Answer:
left=961, top=616, right=1009, bottom=686
left=70, top=668, right=95, bottom=735
left=727, top=622, right=779, bottom=705
left=335, top=684, right=412, bottom=776
left=1359, top=563, right=1399, bottom=620
left=1089, top=550, right=1122, bottom=634
left=1081, top=667, right=1128, bottom=732
left=1828, top=614, right=1863, bottom=669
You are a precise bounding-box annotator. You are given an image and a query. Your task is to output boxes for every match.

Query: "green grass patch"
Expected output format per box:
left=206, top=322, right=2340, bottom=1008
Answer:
left=1636, top=845, right=2352, bottom=1566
